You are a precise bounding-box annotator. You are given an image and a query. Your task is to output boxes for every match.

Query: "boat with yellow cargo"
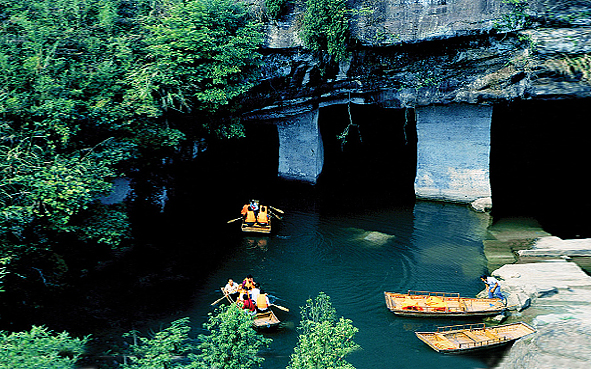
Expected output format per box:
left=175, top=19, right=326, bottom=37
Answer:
left=384, top=290, right=506, bottom=317
left=415, top=322, right=536, bottom=353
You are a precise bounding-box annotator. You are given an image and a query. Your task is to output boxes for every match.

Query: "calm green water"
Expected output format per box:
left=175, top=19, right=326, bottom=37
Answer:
left=183, top=201, right=497, bottom=369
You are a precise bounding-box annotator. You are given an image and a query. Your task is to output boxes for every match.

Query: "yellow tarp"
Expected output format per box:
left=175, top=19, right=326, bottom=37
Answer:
left=425, top=296, right=447, bottom=309
left=400, top=297, right=419, bottom=309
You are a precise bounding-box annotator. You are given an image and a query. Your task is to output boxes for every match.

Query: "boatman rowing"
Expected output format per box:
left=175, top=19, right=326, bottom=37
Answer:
left=223, top=278, right=240, bottom=301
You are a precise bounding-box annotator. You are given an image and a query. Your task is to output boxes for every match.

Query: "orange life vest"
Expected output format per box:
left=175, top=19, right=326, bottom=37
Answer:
left=241, top=205, right=249, bottom=216
left=245, top=210, right=256, bottom=223
left=242, top=278, right=253, bottom=290
left=257, top=294, right=269, bottom=309
left=257, top=206, right=268, bottom=224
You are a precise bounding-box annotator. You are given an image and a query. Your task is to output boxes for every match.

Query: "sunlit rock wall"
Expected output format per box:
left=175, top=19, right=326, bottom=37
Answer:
left=351, top=0, right=503, bottom=46
left=415, top=103, right=492, bottom=203
left=262, top=0, right=505, bottom=48
left=276, top=110, right=324, bottom=183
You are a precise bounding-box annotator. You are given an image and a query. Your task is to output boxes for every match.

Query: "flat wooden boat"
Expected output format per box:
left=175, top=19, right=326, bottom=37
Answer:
left=415, top=322, right=536, bottom=353
left=384, top=290, right=506, bottom=317
left=252, top=310, right=280, bottom=330
left=241, top=217, right=271, bottom=234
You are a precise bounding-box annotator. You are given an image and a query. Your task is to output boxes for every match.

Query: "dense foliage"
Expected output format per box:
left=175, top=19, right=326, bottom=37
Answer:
left=0, top=0, right=262, bottom=295
left=121, top=306, right=271, bottom=369
left=121, top=317, right=195, bottom=369
left=0, top=326, right=88, bottom=369
left=265, top=0, right=290, bottom=19
left=287, top=292, right=359, bottom=369
left=299, top=0, right=350, bottom=61
left=495, top=0, right=531, bottom=32
left=196, top=304, right=272, bottom=369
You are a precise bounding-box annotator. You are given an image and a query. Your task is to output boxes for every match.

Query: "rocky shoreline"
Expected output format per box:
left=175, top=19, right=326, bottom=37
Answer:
left=481, top=219, right=591, bottom=368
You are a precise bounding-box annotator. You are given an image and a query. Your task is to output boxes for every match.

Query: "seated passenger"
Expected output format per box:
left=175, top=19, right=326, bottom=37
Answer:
left=240, top=293, right=256, bottom=313
left=257, top=206, right=269, bottom=225
left=245, top=209, right=256, bottom=226
left=256, top=289, right=271, bottom=312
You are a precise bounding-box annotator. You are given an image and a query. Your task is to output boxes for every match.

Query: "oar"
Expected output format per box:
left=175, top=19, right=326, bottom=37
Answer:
left=211, top=288, right=229, bottom=306
left=227, top=217, right=243, bottom=224
left=269, top=211, right=282, bottom=220
left=271, top=304, right=289, bottom=312
left=269, top=206, right=284, bottom=214
left=211, top=295, right=227, bottom=306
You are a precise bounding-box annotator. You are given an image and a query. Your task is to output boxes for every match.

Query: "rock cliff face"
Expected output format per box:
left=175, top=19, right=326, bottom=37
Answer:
left=244, top=0, right=591, bottom=117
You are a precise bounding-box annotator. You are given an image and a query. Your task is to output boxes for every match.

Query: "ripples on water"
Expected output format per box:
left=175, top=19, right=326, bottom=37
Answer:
left=189, top=201, right=494, bottom=369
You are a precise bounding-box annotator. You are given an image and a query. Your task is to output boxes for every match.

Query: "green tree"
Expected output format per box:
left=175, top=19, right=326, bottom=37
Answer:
left=287, top=292, right=360, bottom=369
left=266, top=0, right=290, bottom=19
left=121, top=317, right=195, bottom=369
left=0, top=0, right=264, bottom=293
left=121, top=307, right=271, bottom=369
left=129, top=0, right=263, bottom=137
left=196, top=304, right=272, bottom=369
left=300, top=0, right=350, bottom=61
left=0, top=326, right=88, bottom=369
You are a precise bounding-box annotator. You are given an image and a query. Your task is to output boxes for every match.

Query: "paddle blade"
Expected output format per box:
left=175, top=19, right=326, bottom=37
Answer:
left=269, top=206, right=284, bottom=214
left=272, top=304, right=289, bottom=312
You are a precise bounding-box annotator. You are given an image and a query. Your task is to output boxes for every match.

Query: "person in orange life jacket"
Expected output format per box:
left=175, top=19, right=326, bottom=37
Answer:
left=241, top=204, right=249, bottom=217
left=256, top=288, right=270, bottom=312
left=242, top=274, right=254, bottom=291
left=257, top=206, right=269, bottom=225
left=244, top=209, right=256, bottom=226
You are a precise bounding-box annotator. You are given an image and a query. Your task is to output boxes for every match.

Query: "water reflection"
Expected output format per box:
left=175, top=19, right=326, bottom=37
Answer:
left=187, top=201, right=494, bottom=369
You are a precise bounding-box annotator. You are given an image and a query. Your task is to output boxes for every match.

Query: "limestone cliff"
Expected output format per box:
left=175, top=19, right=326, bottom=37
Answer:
left=243, top=0, right=591, bottom=119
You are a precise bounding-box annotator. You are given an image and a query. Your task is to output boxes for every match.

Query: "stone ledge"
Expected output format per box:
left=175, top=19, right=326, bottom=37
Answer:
left=518, top=236, right=591, bottom=258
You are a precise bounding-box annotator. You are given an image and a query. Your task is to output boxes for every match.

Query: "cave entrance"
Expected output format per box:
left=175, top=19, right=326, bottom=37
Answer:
left=490, top=98, right=591, bottom=238
left=317, top=104, right=417, bottom=208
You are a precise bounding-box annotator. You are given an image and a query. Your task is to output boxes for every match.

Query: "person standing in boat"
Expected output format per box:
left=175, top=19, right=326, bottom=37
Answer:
left=223, top=278, right=240, bottom=302
left=249, top=199, right=259, bottom=218
left=480, top=274, right=506, bottom=303
left=242, top=274, right=255, bottom=291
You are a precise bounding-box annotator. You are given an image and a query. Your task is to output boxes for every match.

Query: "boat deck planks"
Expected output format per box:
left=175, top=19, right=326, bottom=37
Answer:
left=416, top=322, right=536, bottom=353
left=241, top=218, right=271, bottom=234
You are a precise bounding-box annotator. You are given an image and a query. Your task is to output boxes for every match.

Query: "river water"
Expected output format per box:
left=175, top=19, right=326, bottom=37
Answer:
left=177, top=200, right=496, bottom=369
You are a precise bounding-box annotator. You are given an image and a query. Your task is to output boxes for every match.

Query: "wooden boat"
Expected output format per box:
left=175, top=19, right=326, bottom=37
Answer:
left=415, top=322, right=536, bottom=353
left=384, top=290, right=506, bottom=317
left=252, top=310, right=281, bottom=330
left=240, top=200, right=272, bottom=234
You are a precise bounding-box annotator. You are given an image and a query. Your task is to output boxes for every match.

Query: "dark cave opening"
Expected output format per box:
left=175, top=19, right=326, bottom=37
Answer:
left=316, top=104, right=417, bottom=208
left=490, top=98, right=591, bottom=238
